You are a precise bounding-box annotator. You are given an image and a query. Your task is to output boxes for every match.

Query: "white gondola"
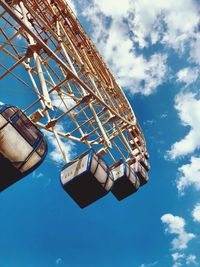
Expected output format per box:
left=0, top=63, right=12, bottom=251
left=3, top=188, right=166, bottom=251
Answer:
left=60, top=150, right=114, bottom=208
left=136, top=156, right=150, bottom=172
left=131, top=160, right=149, bottom=186
left=111, top=161, right=140, bottom=200
left=0, top=105, right=47, bottom=191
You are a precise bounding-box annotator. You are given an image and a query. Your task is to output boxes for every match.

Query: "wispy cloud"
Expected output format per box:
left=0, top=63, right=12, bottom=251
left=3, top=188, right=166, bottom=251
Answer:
left=177, top=156, right=200, bottom=194
left=81, top=0, right=200, bottom=99
left=55, top=258, right=62, bottom=265
left=143, top=119, right=156, bottom=126
left=32, top=171, right=44, bottom=179
left=44, top=125, right=75, bottom=164
left=51, top=92, right=76, bottom=114
left=161, top=213, right=195, bottom=250
left=171, top=252, right=198, bottom=267
left=172, top=263, right=182, bottom=267
left=186, top=254, right=197, bottom=265
left=139, top=262, right=158, bottom=267
left=172, top=252, right=185, bottom=262
left=86, top=0, right=200, bottom=51
left=192, top=203, right=200, bottom=223
left=160, top=112, right=168, bottom=119
left=167, top=93, right=200, bottom=159
left=190, top=33, right=200, bottom=65
left=176, top=67, right=199, bottom=86
left=82, top=1, right=168, bottom=96
left=127, top=0, right=200, bottom=52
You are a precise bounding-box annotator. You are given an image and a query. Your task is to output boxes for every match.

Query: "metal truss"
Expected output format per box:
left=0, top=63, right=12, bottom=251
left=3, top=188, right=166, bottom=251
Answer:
left=0, top=0, right=149, bottom=164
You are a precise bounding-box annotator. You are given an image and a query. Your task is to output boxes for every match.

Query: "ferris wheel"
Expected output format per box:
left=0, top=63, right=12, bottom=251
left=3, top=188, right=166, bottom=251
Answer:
left=0, top=0, right=150, bottom=208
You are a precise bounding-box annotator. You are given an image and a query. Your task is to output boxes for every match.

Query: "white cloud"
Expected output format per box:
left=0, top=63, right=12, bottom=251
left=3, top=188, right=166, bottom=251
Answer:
left=172, top=263, right=182, bottom=267
left=160, top=112, right=168, bottom=119
left=56, top=258, right=62, bottom=265
left=93, top=0, right=130, bottom=17
left=177, top=156, right=200, bottom=194
left=128, top=0, right=200, bottom=51
left=161, top=214, right=195, bottom=250
left=48, top=133, right=74, bottom=164
left=51, top=92, right=76, bottom=113
left=32, top=171, right=44, bottom=179
left=176, top=67, right=199, bottom=86
left=45, top=93, right=77, bottom=164
left=44, top=125, right=75, bottom=164
left=192, top=203, right=200, bottom=223
left=190, top=33, right=200, bottom=65
left=81, top=0, right=200, bottom=97
left=171, top=252, right=185, bottom=267
left=186, top=254, right=197, bottom=265
left=143, top=120, right=156, bottom=126
left=32, top=171, right=51, bottom=188
left=139, top=262, right=158, bottom=267
left=172, top=253, right=185, bottom=262
left=83, top=5, right=167, bottom=95
left=167, top=93, right=200, bottom=159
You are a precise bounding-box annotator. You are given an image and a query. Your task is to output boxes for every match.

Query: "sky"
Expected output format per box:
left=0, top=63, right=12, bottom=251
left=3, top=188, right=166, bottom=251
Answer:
left=1, top=0, right=200, bottom=266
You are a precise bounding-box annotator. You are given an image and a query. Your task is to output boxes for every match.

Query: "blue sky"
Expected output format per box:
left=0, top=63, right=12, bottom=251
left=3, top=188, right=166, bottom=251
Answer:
left=1, top=0, right=200, bottom=267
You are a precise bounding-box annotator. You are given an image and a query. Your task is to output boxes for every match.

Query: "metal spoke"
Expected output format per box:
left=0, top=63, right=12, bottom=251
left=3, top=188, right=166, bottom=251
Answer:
left=0, top=0, right=149, bottom=165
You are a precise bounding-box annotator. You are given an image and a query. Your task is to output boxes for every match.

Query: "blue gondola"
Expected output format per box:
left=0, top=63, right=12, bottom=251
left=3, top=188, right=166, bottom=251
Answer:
left=111, top=160, right=140, bottom=200
left=0, top=105, right=48, bottom=191
left=60, top=149, right=114, bottom=208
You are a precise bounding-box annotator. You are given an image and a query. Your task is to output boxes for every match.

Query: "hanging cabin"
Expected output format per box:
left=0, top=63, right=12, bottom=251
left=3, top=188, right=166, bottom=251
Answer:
left=111, top=160, right=140, bottom=200
left=60, top=149, right=114, bottom=208
left=136, top=155, right=150, bottom=172
left=131, top=160, right=149, bottom=186
left=0, top=105, right=48, bottom=191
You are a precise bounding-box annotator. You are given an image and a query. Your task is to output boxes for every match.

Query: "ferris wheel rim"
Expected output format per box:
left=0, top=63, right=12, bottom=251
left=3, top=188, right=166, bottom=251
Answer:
left=0, top=0, right=148, bottom=166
